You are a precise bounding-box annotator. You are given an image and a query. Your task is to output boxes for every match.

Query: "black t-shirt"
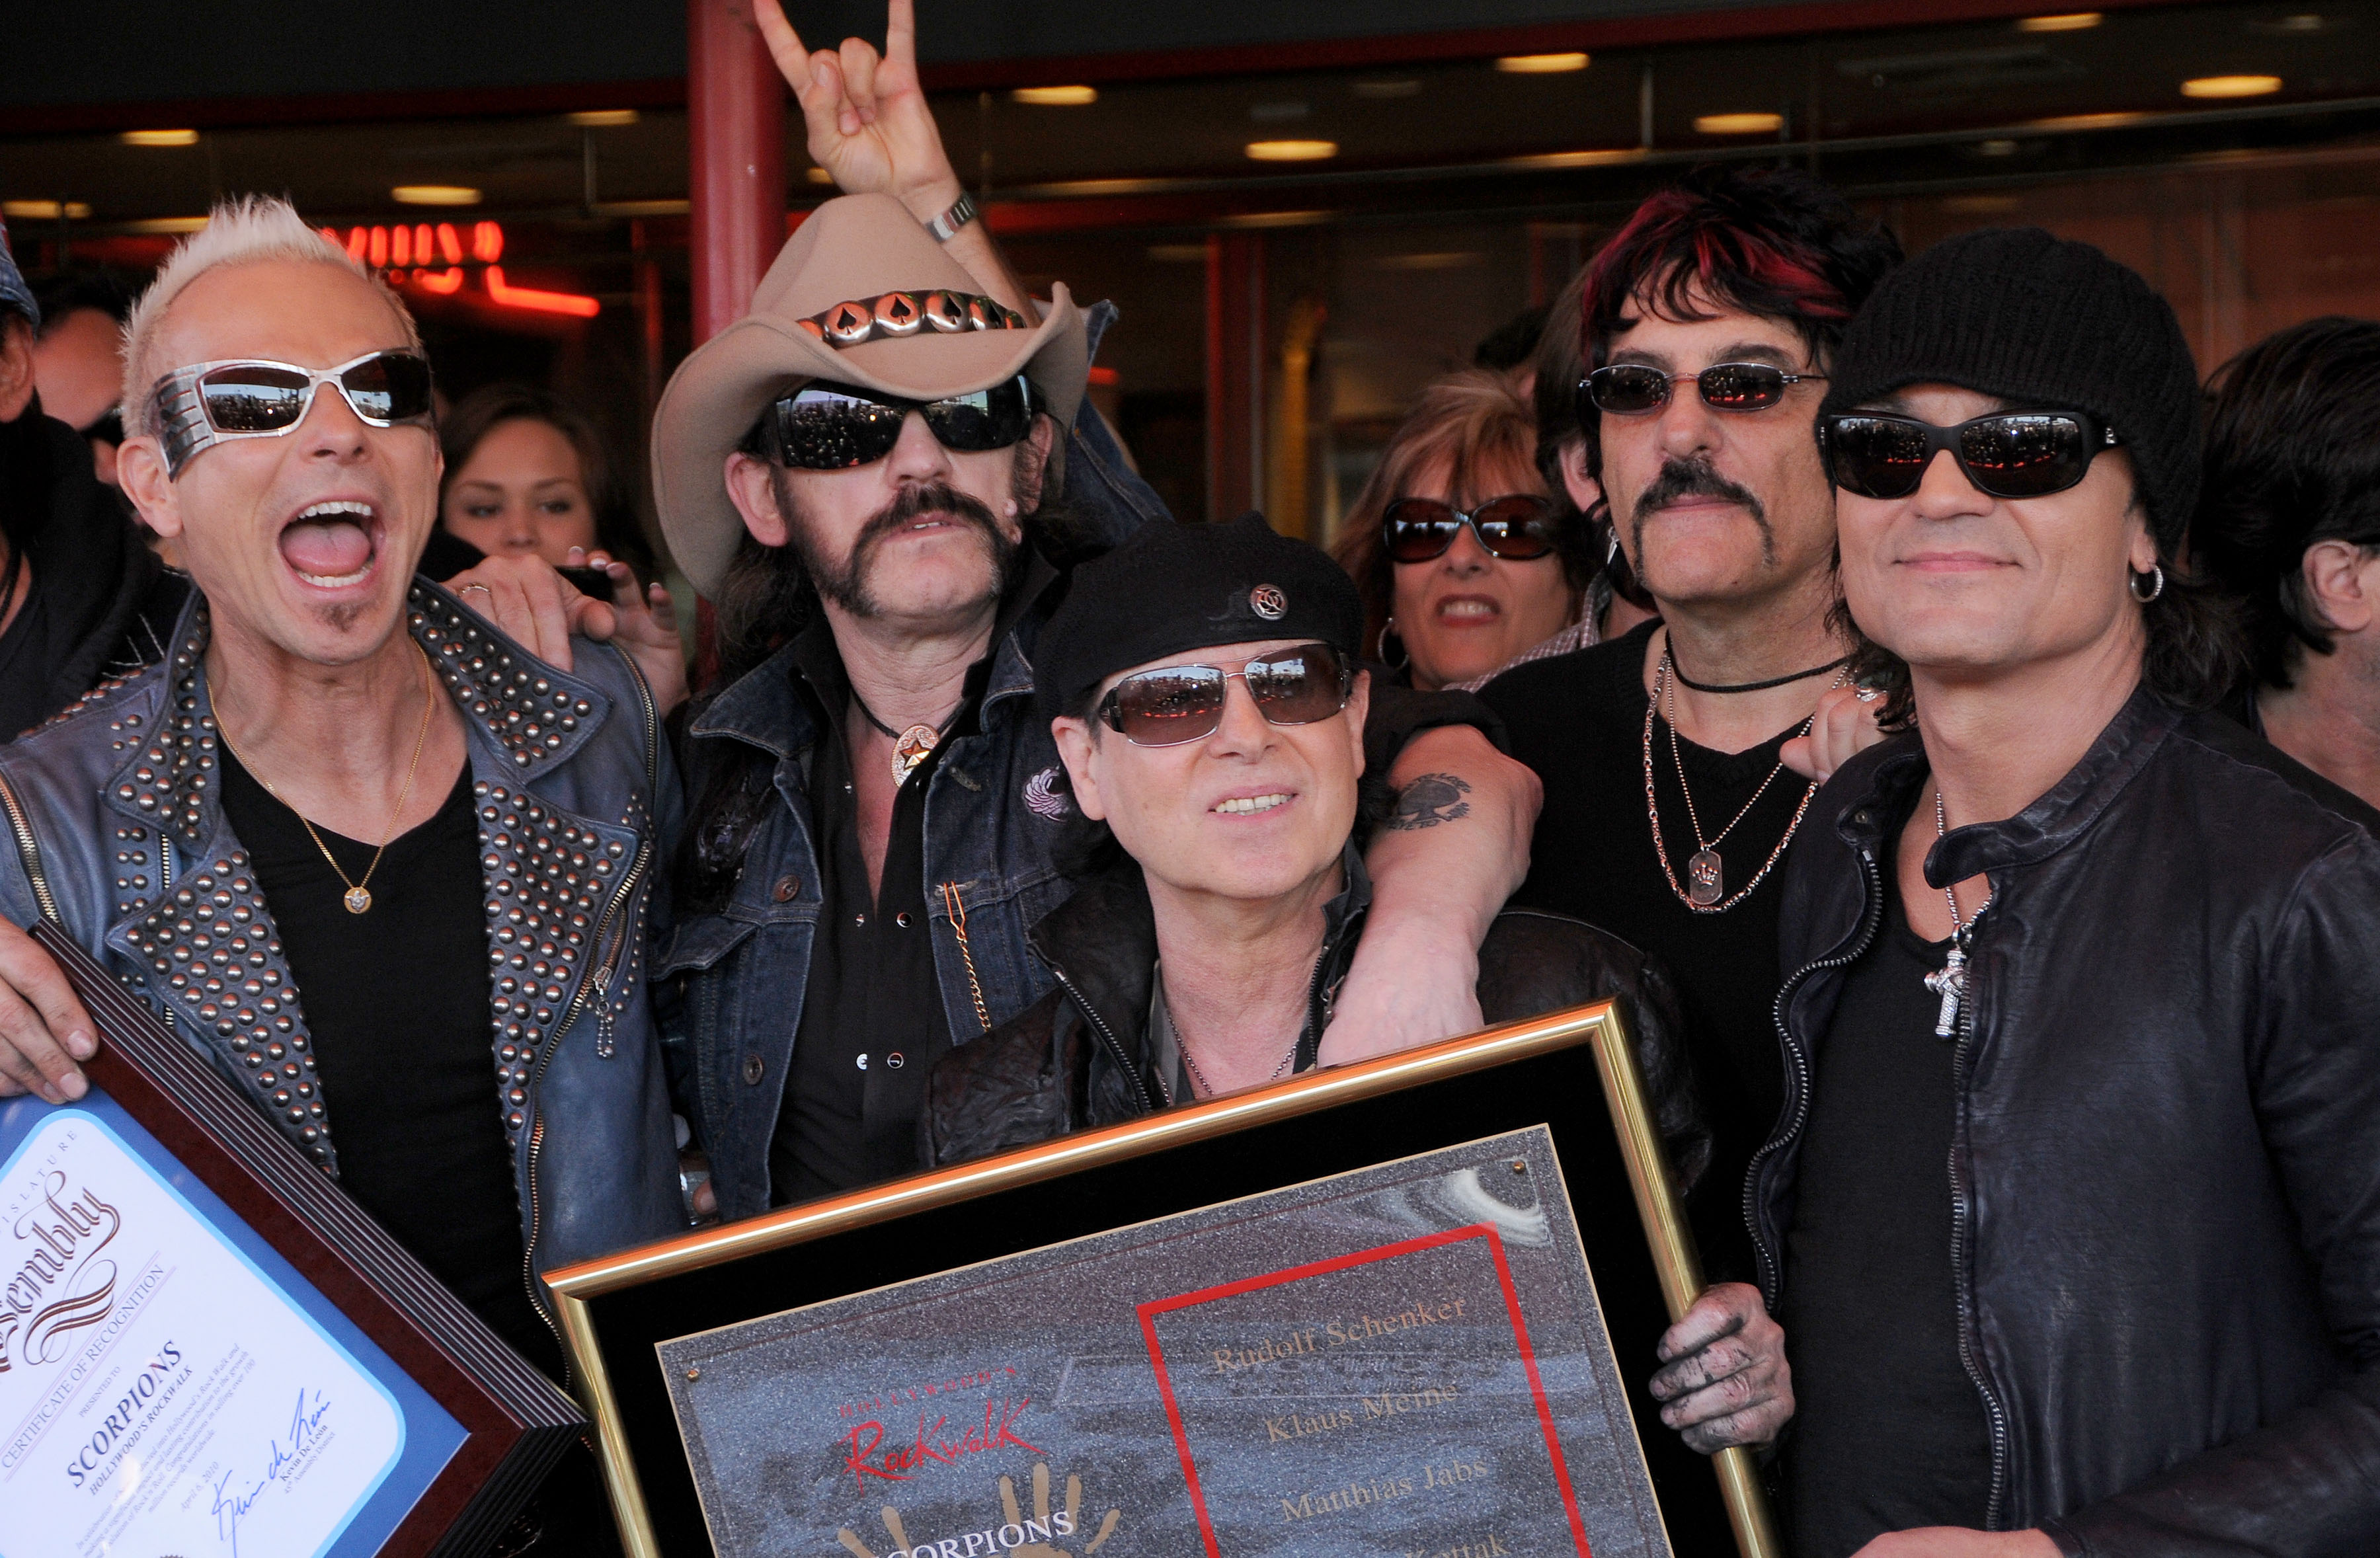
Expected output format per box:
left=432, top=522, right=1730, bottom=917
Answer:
left=768, top=619, right=974, bottom=1205
left=1780, top=882, right=1991, bottom=1556
left=1479, top=620, right=1809, bottom=1280
left=218, top=749, right=555, bottom=1377
left=0, top=547, right=51, bottom=739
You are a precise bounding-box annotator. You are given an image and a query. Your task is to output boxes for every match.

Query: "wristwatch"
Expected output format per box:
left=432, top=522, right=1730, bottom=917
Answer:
left=924, top=191, right=978, bottom=243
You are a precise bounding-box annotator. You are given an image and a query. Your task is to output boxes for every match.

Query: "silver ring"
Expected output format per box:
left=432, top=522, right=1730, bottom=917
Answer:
left=1852, top=685, right=1882, bottom=704
left=459, top=583, right=493, bottom=598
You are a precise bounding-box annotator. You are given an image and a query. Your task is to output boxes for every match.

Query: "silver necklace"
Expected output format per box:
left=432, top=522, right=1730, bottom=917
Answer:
left=1181, top=1035, right=1300, bottom=1099
left=1643, top=646, right=1830, bottom=912
left=1923, top=787, right=1993, bottom=1037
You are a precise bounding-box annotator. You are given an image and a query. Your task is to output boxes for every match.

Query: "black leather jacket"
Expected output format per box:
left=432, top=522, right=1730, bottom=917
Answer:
left=918, top=850, right=1708, bottom=1185
left=1751, top=687, right=2380, bottom=1555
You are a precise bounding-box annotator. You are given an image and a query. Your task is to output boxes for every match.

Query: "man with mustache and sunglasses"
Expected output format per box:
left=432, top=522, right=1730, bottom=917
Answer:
left=1476, top=167, right=1898, bottom=1456
left=653, top=185, right=1538, bottom=1220
left=0, top=198, right=682, bottom=1553
left=1757, top=228, right=2380, bottom=1557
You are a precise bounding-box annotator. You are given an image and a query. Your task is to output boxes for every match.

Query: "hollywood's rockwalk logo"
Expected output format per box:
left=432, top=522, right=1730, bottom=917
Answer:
left=837, top=1461, right=1121, bottom=1558
left=0, top=1169, right=123, bottom=1374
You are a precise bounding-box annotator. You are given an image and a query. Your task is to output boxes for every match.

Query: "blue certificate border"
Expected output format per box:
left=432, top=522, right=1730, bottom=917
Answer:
left=0, top=1088, right=467, bottom=1558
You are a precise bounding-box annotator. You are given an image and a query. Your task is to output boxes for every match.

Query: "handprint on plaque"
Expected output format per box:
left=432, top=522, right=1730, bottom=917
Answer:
left=837, top=1461, right=1120, bottom=1558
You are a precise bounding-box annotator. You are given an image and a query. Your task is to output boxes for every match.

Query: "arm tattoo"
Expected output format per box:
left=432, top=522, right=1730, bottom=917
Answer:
left=1387, top=772, right=1473, bottom=830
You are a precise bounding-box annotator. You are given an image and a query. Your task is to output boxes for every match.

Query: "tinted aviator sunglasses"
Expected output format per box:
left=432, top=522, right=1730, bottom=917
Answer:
left=1382, top=495, right=1558, bottom=563
left=1577, top=362, right=1826, bottom=425
left=758, top=377, right=1035, bottom=471
left=1819, top=409, right=2122, bottom=501
left=1097, top=643, right=1355, bottom=748
left=153, top=350, right=436, bottom=477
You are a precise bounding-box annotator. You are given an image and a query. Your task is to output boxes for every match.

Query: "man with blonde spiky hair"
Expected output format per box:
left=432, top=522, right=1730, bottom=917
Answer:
left=0, top=197, right=682, bottom=1551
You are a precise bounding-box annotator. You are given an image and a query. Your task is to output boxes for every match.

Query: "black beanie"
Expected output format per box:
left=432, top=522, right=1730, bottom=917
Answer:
left=1820, top=227, right=2202, bottom=552
left=1037, top=513, right=1365, bottom=721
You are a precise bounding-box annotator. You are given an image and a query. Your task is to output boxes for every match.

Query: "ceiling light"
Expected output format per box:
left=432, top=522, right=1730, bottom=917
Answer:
left=1351, top=79, right=1422, bottom=99
left=568, top=109, right=640, bottom=128
left=120, top=129, right=198, bottom=147
left=124, top=215, right=210, bottom=234
left=2016, top=12, right=2102, bottom=30
left=1507, top=148, right=1645, bottom=169
left=1694, top=112, right=1784, bottom=135
left=2254, top=12, right=2328, bottom=31
left=2028, top=109, right=2151, bottom=129
left=1245, top=139, right=1338, bottom=161
left=1978, top=137, right=2022, bottom=155
left=1012, top=85, right=1096, bottom=106
left=2182, top=73, right=2283, bottom=97
left=1497, top=52, right=1589, bottom=73
left=391, top=185, right=483, bottom=206
left=2, top=200, right=91, bottom=220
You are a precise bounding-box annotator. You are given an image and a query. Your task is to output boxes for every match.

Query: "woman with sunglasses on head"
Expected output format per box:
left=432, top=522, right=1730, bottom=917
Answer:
left=1333, top=368, right=1617, bottom=692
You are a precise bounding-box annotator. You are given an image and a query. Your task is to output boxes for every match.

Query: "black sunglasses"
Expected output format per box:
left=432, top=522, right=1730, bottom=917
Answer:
left=758, top=377, right=1035, bottom=471
left=1382, top=495, right=1558, bottom=563
left=1819, top=409, right=2121, bottom=501
left=1577, top=362, right=1826, bottom=425
left=1097, top=643, right=1354, bottom=748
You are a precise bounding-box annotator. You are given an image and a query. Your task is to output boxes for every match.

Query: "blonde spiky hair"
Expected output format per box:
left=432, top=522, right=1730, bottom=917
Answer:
left=121, top=195, right=421, bottom=438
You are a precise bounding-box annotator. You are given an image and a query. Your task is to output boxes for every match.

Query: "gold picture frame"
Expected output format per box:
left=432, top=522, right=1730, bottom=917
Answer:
left=545, top=999, right=1778, bottom=1558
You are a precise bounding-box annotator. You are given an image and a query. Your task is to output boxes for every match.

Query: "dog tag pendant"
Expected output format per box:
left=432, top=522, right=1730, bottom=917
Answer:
left=1686, top=849, right=1724, bottom=907
left=1925, top=947, right=1967, bottom=1038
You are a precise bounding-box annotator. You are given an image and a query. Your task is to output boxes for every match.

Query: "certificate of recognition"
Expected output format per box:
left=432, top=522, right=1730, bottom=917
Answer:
left=0, top=1095, right=467, bottom=1558
left=656, top=1126, right=1667, bottom=1558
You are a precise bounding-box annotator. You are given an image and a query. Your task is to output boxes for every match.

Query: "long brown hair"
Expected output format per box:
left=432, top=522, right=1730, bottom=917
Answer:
left=1331, top=368, right=1595, bottom=660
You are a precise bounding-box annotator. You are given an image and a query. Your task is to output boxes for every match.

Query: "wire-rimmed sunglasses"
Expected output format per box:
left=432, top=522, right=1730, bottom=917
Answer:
left=153, top=350, right=436, bottom=477
left=1575, top=362, right=1827, bottom=427
left=1096, top=643, right=1355, bottom=748
left=1819, top=409, right=2122, bottom=500
left=756, top=377, right=1035, bottom=471
left=1382, top=495, right=1559, bottom=563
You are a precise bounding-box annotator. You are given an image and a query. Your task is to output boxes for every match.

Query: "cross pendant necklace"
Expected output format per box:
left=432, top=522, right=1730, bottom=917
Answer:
left=1923, top=786, right=1989, bottom=1037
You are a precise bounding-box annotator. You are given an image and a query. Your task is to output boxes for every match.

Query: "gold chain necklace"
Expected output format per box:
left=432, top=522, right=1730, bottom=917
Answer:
left=216, top=644, right=438, bottom=914
left=1642, top=645, right=1833, bottom=913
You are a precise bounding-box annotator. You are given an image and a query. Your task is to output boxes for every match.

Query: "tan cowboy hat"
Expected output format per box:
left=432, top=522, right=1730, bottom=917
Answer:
left=652, top=192, right=1088, bottom=598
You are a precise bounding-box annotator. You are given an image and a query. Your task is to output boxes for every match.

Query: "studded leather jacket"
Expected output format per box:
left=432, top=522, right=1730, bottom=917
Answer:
left=0, top=581, right=688, bottom=1326
left=1751, top=689, right=2380, bottom=1555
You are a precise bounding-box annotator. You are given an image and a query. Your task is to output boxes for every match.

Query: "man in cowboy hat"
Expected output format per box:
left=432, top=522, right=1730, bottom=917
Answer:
left=649, top=184, right=1542, bottom=1216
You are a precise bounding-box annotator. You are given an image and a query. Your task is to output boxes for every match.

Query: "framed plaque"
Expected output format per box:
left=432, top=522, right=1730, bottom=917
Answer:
left=551, top=1001, right=1781, bottom=1558
left=7, top=923, right=584, bottom=1558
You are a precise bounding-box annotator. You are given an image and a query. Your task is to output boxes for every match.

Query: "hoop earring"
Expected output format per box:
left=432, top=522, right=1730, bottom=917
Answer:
left=1381, top=617, right=1411, bottom=674
left=2129, top=563, right=2165, bottom=604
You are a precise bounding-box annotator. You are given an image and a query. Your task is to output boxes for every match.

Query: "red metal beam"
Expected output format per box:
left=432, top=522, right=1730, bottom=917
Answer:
left=688, top=0, right=785, bottom=343
left=1205, top=231, right=1265, bottom=524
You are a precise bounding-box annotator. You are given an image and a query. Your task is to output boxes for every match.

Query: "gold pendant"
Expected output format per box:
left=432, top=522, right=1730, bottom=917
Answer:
left=344, top=885, right=372, bottom=914
left=891, top=724, right=940, bottom=786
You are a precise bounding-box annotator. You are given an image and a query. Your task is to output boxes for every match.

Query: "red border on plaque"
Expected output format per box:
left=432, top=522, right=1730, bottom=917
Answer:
left=1136, top=1223, right=1591, bottom=1558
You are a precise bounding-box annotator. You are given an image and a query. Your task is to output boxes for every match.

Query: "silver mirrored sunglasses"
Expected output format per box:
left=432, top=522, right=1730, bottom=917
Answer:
left=151, top=350, right=436, bottom=477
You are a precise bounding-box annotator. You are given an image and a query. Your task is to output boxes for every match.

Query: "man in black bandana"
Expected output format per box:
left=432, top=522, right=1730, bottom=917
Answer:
left=0, top=217, right=182, bottom=740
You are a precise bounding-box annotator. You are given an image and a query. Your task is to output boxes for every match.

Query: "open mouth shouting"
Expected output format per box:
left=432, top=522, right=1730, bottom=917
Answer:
left=278, top=498, right=385, bottom=592
left=1212, top=792, right=1294, bottom=816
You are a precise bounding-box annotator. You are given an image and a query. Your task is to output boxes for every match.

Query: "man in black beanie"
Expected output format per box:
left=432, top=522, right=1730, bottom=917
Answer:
left=1753, top=225, right=2380, bottom=1557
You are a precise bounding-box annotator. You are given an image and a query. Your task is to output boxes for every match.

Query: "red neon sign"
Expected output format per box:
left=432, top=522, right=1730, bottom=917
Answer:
left=320, top=220, right=598, bottom=317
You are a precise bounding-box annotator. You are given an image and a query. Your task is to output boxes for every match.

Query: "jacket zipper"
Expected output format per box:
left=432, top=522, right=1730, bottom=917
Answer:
left=1946, top=909, right=2014, bottom=1528
left=514, top=645, right=661, bottom=1376
left=1051, top=964, right=1157, bottom=1114
left=0, top=771, right=62, bottom=927
left=1745, top=844, right=1884, bottom=1300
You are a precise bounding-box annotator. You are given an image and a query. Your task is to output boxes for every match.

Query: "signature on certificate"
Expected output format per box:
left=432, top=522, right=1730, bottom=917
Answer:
left=210, top=1387, right=335, bottom=1556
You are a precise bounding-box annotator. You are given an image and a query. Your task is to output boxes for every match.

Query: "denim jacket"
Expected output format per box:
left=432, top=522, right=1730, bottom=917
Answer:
left=0, top=582, right=688, bottom=1335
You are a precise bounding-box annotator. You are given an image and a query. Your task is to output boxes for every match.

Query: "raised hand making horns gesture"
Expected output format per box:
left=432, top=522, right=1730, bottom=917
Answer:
left=752, top=0, right=1033, bottom=314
